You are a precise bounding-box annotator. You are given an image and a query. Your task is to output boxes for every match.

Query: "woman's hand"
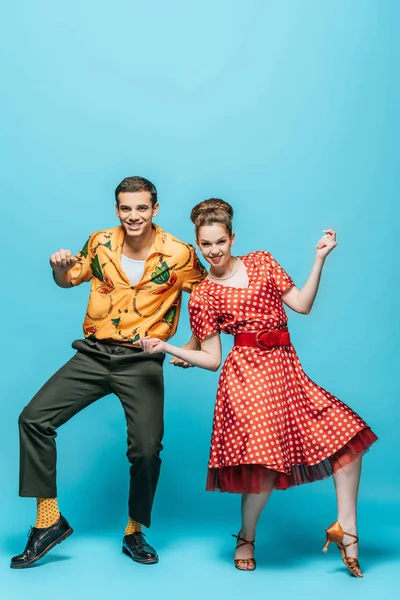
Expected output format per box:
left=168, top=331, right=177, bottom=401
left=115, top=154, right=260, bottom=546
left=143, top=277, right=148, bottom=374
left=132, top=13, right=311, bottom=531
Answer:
left=316, top=228, right=337, bottom=260
left=138, top=332, right=221, bottom=371
left=283, top=228, right=337, bottom=314
left=139, top=337, right=167, bottom=353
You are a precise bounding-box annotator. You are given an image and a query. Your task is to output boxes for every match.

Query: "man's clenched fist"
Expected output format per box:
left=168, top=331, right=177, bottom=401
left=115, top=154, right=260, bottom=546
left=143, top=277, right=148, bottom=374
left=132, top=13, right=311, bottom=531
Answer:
left=50, top=249, right=76, bottom=272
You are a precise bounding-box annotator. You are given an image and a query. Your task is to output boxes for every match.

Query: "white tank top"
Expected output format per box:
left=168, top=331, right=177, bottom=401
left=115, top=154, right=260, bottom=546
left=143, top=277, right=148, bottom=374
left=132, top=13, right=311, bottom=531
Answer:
left=121, top=255, right=145, bottom=286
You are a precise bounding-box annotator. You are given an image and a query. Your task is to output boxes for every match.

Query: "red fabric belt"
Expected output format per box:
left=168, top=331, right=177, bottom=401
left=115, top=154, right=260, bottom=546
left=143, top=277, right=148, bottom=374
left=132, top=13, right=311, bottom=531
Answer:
left=234, top=330, right=291, bottom=350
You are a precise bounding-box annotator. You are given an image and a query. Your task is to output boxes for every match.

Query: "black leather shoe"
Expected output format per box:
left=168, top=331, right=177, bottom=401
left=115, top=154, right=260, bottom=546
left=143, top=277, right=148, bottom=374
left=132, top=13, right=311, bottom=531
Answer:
left=122, top=532, right=158, bottom=564
left=10, top=515, right=73, bottom=569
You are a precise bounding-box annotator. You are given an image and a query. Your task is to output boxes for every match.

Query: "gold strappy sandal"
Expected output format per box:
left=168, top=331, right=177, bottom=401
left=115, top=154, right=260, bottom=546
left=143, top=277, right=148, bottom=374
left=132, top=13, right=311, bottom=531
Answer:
left=232, top=533, right=256, bottom=571
left=322, top=521, right=363, bottom=578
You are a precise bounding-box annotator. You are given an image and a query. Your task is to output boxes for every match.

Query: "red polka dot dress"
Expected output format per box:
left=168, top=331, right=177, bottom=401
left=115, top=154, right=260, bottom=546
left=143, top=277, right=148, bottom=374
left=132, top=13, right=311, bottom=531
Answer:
left=189, top=251, right=377, bottom=493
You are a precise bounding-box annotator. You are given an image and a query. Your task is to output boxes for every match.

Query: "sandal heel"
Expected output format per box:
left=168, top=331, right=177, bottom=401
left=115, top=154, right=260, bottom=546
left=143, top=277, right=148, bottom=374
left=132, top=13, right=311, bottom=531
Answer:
left=323, top=521, right=363, bottom=578
left=322, top=534, right=331, bottom=553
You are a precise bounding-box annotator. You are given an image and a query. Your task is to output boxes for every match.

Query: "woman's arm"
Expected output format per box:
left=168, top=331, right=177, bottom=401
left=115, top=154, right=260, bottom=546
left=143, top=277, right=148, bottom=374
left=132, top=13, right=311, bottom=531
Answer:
left=169, top=334, right=199, bottom=368
left=282, top=228, right=337, bottom=315
left=139, top=332, right=222, bottom=372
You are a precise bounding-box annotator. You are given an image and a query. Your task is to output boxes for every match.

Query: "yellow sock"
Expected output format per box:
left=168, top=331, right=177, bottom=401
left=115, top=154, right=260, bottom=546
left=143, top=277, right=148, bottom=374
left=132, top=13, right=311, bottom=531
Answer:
left=35, top=498, right=60, bottom=528
left=124, top=517, right=142, bottom=535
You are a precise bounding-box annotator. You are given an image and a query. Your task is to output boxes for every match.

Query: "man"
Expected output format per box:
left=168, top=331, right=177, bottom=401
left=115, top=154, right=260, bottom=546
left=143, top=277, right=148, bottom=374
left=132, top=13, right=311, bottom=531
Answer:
left=11, top=176, right=205, bottom=569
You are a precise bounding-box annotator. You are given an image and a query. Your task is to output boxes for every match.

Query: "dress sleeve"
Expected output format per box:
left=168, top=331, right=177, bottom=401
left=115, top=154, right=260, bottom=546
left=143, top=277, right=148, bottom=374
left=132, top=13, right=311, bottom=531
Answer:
left=181, top=244, right=208, bottom=293
left=189, top=292, right=220, bottom=342
left=262, top=251, right=294, bottom=295
left=69, top=236, right=93, bottom=286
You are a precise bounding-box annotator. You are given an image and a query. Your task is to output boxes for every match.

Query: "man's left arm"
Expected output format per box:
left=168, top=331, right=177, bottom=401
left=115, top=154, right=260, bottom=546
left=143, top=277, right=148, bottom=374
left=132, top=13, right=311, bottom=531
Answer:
left=171, top=246, right=206, bottom=368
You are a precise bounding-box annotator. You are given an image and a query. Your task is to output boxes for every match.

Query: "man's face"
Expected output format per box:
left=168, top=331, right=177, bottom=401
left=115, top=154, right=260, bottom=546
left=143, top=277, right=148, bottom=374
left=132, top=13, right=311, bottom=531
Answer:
left=116, top=191, right=159, bottom=239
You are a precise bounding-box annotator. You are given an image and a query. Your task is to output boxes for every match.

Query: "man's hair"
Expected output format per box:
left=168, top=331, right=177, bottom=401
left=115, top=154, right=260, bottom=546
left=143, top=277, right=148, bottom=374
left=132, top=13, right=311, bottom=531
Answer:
left=115, top=176, right=158, bottom=206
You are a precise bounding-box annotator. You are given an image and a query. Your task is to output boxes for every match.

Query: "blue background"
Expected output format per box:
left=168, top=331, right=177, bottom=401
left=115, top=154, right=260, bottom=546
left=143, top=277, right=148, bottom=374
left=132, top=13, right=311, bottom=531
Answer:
left=0, top=1, right=398, bottom=598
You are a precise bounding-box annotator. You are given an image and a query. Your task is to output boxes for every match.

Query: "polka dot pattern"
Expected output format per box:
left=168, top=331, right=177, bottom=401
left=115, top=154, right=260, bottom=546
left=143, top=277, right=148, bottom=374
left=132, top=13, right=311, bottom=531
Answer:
left=189, top=251, right=374, bottom=480
left=35, top=498, right=60, bottom=528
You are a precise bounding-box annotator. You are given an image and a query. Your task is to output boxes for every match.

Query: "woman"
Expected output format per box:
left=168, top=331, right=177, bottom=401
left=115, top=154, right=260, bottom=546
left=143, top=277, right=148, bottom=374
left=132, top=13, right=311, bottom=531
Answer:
left=139, top=199, right=377, bottom=576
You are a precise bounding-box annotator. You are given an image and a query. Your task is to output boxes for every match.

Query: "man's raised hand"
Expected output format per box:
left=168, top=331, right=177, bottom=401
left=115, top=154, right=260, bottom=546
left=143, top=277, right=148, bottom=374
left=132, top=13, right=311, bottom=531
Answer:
left=50, top=249, right=76, bottom=273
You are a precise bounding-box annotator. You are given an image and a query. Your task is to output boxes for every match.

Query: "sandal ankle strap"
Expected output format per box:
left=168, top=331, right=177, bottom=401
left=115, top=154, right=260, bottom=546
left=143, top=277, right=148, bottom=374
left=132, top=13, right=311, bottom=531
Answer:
left=232, top=533, right=255, bottom=549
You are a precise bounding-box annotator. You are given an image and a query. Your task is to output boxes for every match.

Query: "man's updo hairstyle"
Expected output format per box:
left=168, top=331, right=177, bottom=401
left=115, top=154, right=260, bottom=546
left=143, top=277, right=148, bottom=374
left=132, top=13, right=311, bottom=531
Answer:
left=190, top=198, right=234, bottom=238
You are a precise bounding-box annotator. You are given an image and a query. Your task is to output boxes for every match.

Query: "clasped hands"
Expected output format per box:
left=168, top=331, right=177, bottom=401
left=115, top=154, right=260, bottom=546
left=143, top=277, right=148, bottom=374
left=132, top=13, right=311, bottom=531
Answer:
left=138, top=338, right=194, bottom=369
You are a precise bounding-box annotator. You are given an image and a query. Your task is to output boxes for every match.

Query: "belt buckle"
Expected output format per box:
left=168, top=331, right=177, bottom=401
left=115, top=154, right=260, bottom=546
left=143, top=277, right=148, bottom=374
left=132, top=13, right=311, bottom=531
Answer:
left=255, top=330, right=273, bottom=350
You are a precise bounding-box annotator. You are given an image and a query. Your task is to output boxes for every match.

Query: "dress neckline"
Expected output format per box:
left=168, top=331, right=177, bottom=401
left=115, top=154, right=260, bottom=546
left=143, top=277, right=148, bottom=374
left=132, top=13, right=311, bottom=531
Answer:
left=205, top=256, right=251, bottom=291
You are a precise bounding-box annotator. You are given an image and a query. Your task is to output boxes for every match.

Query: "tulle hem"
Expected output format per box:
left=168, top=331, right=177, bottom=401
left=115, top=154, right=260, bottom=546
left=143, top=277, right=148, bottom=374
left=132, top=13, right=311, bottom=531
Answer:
left=206, top=427, right=377, bottom=493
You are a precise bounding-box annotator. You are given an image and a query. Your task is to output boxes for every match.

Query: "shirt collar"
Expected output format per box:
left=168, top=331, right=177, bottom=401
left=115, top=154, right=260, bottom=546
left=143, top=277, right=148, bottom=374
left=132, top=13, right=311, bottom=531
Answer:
left=116, top=223, right=172, bottom=258
left=151, top=224, right=173, bottom=257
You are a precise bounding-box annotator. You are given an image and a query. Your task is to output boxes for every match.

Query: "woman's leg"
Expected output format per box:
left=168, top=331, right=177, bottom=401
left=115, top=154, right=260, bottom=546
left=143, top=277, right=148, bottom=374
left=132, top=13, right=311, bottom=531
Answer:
left=235, top=470, right=277, bottom=569
left=332, top=457, right=362, bottom=562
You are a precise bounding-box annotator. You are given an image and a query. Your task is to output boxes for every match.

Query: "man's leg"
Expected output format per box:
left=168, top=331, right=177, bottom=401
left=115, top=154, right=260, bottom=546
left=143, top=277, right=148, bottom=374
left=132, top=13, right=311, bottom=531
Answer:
left=12, top=340, right=111, bottom=568
left=109, top=348, right=164, bottom=564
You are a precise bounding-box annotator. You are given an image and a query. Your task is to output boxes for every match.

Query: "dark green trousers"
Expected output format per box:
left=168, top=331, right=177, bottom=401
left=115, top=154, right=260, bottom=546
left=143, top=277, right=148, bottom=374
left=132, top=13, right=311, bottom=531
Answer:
left=19, top=339, right=165, bottom=528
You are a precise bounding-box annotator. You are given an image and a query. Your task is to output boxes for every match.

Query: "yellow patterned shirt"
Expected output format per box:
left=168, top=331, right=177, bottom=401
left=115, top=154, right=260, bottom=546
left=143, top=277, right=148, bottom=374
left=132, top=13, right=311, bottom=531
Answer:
left=69, top=224, right=206, bottom=343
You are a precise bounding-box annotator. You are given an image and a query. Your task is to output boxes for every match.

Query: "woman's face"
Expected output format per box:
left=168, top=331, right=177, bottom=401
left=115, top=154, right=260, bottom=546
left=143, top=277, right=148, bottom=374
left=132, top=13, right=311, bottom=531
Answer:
left=196, top=223, right=235, bottom=269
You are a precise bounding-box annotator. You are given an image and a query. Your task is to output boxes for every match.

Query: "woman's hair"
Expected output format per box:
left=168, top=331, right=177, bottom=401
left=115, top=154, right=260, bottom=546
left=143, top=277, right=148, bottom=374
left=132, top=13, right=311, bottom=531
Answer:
left=190, top=198, right=234, bottom=238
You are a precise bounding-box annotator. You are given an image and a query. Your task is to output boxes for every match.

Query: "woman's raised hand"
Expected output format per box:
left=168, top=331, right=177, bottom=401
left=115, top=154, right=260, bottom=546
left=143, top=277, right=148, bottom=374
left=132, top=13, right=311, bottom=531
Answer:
left=138, top=337, right=167, bottom=354
left=316, top=228, right=337, bottom=259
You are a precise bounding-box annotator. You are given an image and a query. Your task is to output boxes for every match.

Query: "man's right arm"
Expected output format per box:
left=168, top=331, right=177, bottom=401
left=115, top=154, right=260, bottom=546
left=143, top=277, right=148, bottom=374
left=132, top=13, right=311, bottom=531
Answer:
left=50, top=249, right=77, bottom=288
